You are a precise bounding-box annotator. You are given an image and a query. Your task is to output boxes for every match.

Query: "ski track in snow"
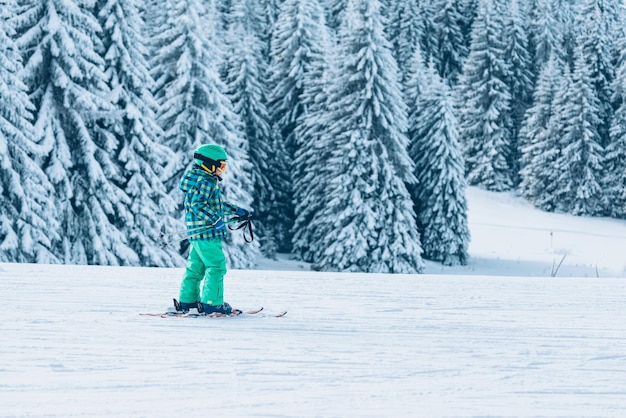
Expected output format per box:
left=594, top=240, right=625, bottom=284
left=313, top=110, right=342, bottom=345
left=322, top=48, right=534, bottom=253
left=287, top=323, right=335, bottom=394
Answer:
left=1, top=263, right=626, bottom=417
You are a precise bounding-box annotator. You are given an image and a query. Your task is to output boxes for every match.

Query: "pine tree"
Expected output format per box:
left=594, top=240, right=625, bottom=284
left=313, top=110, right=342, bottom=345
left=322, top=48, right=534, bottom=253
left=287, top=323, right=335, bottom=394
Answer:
left=607, top=104, right=626, bottom=219
left=430, top=0, right=468, bottom=85
left=15, top=0, right=144, bottom=265
left=555, top=0, right=580, bottom=69
left=267, top=0, right=326, bottom=152
left=403, top=45, right=427, bottom=122
left=418, top=1, right=437, bottom=66
left=287, top=0, right=335, bottom=262
left=312, top=0, right=423, bottom=274
left=576, top=0, right=617, bottom=148
left=385, top=0, right=425, bottom=82
left=408, top=65, right=469, bottom=265
left=502, top=0, right=534, bottom=182
left=457, top=0, right=514, bottom=191
left=518, top=57, right=563, bottom=211
left=555, top=45, right=605, bottom=216
left=151, top=0, right=257, bottom=268
left=261, top=0, right=284, bottom=33
left=226, top=2, right=273, bottom=112
left=605, top=25, right=626, bottom=218
left=266, top=0, right=332, bottom=258
left=1, top=1, right=59, bottom=262
left=458, top=0, right=478, bottom=47
left=95, top=0, right=183, bottom=266
left=138, top=0, right=168, bottom=41
left=220, top=0, right=266, bottom=40
left=583, top=0, right=624, bottom=46
left=327, top=0, right=349, bottom=31
left=224, top=0, right=287, bottom=257
left=526, top=0, right=562, bottom=71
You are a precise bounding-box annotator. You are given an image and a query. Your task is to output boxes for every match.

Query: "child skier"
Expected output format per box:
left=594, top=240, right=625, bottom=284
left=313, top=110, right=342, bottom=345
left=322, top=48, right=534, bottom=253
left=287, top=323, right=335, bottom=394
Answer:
left=175, top=144, right=250, bottom=315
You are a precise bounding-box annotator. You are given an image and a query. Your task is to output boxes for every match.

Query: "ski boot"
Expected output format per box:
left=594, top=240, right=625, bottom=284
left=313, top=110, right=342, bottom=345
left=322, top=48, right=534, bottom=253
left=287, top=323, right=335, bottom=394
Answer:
left=173, top=298, right=200, bottom=313
left=199, top=302, right=240, bottom=315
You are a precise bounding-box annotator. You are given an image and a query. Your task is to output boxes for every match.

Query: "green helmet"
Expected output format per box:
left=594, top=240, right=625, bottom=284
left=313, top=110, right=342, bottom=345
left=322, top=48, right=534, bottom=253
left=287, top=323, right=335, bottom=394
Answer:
left=193, top=144, right=228, bottom=167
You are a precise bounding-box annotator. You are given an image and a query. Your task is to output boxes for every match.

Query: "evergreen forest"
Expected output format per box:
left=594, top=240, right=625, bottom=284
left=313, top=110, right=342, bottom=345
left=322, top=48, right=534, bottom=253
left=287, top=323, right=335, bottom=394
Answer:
left=1, top=0, right=625, bottom=273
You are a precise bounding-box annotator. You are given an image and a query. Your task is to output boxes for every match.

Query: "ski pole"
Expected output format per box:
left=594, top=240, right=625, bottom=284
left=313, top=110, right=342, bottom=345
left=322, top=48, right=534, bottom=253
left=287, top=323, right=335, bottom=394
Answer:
left=160, top=218, right=244, bottom=239
left=159, top=224, right=213, bottom=239
left=160, top=217, right=250, bottom=248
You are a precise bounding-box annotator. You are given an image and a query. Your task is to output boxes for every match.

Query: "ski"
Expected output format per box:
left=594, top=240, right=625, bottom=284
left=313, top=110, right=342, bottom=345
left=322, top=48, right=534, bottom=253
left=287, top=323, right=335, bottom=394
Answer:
left=140, top=307, right=261, bottom=318
left=140, top=307, right=287, bottom=318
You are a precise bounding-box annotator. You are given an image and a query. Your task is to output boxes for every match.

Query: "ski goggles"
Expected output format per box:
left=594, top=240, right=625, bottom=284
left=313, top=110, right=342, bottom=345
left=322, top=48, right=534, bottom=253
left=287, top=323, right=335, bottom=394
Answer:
left=217, top=160, right=228, bottom=173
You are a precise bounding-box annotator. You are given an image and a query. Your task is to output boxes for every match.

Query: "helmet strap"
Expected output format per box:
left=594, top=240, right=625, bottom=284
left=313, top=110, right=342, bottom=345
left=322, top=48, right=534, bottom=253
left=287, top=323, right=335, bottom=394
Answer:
left=199, top=164, right=222, bottom=181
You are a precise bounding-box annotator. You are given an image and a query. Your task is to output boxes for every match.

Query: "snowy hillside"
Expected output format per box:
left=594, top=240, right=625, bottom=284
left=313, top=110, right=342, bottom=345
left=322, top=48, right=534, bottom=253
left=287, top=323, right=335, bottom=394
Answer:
left=433, top=187, right=626, bottom=278
left=260, top=187, right=626, bottom=278
left=1, top=188, right=626, bottom=418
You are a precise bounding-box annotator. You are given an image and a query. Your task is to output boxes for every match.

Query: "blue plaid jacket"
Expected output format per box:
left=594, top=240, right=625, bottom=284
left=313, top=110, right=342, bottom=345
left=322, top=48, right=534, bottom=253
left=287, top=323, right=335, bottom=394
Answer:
left=179, top=166, right=238, bottom=241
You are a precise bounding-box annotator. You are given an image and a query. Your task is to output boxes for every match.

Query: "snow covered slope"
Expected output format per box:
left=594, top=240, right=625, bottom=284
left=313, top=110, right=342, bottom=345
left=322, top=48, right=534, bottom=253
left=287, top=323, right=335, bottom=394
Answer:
left=1, top=264, right=625, bottom=417
left=1, top=187, right=626, bottom=417
left=458, top=188, right=626, bottom=278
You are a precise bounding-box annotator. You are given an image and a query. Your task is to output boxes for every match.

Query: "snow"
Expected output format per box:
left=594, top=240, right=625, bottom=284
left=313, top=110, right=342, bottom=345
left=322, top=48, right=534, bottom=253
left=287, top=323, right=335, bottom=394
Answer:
left=1, top=187, right=626, bottom=417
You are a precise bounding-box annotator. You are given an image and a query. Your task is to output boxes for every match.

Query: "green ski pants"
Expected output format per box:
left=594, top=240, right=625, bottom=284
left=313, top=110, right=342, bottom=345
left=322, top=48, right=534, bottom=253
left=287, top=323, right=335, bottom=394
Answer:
left=179, top=239, right=227, bottom=305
